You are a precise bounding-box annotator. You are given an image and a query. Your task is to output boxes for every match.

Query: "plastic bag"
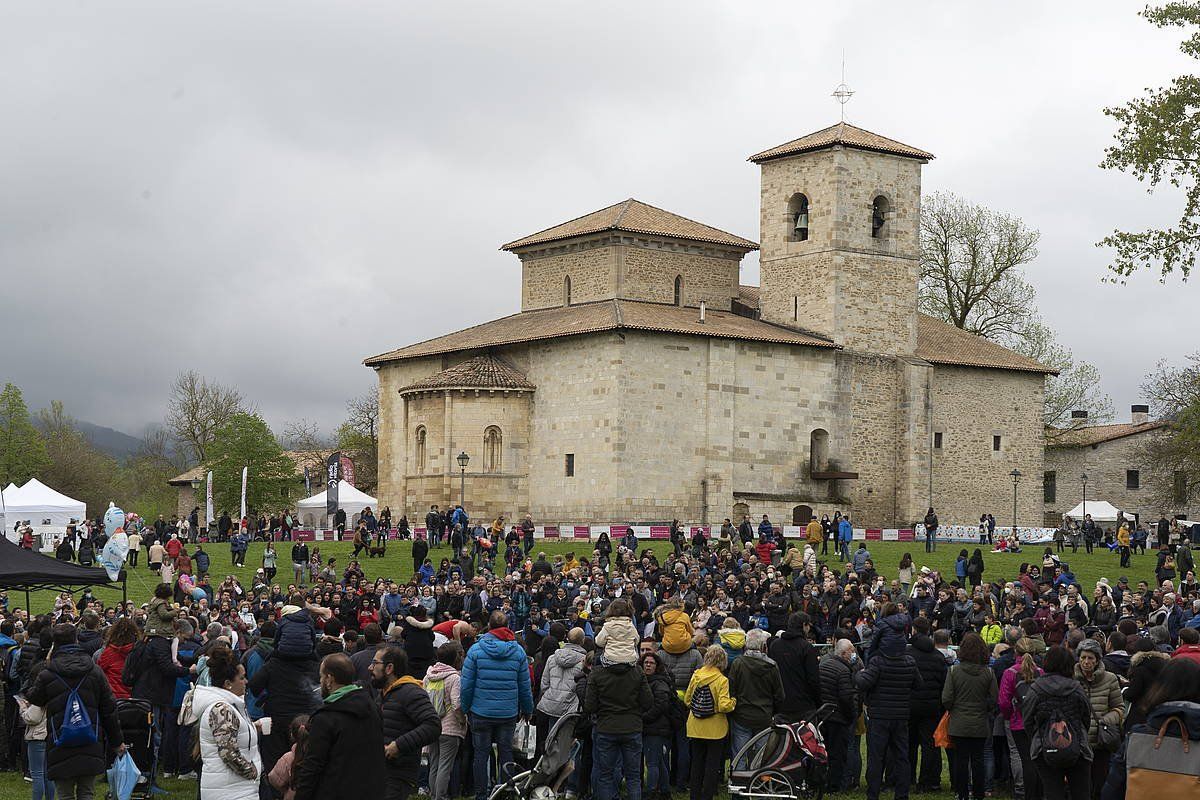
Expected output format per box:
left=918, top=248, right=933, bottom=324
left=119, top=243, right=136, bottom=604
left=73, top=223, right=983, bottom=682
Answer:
left=513, top=719, right=536, bottom=760
left=934, top=711, right=954, bottom=749
left=107, top=751, right=141, bottom=800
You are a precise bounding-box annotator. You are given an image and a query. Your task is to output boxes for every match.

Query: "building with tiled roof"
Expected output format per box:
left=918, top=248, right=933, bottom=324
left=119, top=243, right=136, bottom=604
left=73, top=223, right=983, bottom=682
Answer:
left=1044, top=408, right=1186, bottom=526
left=366, top=121, right=1053, bottom=528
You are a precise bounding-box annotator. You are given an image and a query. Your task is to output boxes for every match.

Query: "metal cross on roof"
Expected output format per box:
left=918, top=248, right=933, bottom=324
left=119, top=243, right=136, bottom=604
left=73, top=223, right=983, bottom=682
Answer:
left=832, top=52, right=853, bottom=121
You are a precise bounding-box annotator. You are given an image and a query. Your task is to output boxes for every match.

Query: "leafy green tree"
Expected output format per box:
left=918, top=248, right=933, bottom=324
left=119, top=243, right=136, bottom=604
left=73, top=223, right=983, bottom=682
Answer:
left=0, top=382, right=50, bottom=486
left=204, top=413, right=297, bottom=515
left=1098, top=2, right=1200, bottom=280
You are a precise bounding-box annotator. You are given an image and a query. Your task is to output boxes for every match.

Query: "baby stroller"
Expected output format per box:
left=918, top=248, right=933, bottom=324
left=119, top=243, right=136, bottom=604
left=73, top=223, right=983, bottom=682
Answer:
left=729, top=704, right=835, bottom=800
left=111, top=698, right=155, bottom=799
left=487, top=712, right=580, bottom=800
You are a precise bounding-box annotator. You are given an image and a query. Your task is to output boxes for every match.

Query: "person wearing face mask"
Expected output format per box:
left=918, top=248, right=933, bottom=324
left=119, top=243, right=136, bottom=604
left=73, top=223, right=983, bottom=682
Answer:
left=818, top=637, right=859, bottom=793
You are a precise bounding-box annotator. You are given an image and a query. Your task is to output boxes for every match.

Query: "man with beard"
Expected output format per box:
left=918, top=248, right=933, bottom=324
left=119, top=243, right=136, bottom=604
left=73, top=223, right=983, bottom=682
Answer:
left=370, top=647, right=441, bottom=800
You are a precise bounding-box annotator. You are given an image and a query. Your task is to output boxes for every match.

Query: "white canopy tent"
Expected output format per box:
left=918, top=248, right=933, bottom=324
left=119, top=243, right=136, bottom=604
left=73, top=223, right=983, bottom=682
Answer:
left=1064, top=500, right=1122, bottom=521
left=1, top=478, right=88, bottom=547
left=296, top=480, right=377, bottom=529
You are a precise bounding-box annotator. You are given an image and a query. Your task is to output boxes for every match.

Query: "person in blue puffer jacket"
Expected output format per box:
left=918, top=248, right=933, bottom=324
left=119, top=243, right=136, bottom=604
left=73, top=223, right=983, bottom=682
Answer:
left=461, top=611, right=534, bottom=800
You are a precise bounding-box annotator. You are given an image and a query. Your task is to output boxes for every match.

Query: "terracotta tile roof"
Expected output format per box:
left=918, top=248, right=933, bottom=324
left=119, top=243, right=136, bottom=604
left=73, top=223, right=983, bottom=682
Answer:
left=168, top=451, right=313, bottom=485
left=501, top=198, right=758, bottom=251
left=1048, top=421, right=1167, bottom=448
left=364, top=299, right=836, bottom=365
left=748, top=122, right=934, bottom=164
left=915, top=314, right=1056, bottom=374
left=737, top=284, right=761, bottom=306
left=398, top=355, right=535, bottom=394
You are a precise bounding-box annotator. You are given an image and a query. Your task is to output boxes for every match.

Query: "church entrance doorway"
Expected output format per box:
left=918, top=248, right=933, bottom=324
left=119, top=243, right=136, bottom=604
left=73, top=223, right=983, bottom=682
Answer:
left=732, top=502, right=749, bottom=522
left=792, top=505, right=813, bottom=526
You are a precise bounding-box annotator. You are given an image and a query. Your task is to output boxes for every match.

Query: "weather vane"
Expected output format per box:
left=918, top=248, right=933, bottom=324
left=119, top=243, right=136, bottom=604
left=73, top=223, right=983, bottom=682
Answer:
left=832, top=51, right=853, bottom=122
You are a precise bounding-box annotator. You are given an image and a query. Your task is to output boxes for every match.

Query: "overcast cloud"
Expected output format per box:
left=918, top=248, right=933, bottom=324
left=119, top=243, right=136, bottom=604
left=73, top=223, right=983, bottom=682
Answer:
left=2, top=1, right=1194, bottom=439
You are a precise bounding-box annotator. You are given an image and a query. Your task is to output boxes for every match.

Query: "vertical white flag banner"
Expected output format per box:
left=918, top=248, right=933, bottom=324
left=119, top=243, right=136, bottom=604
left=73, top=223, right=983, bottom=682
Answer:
left=205, top=471, right=213, bottom=527
left=240, top=466, right=248, bottom=523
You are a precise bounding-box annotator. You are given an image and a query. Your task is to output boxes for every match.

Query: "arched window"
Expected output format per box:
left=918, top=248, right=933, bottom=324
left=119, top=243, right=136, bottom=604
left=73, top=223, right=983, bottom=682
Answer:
left=787, top=193, right=810, bottom=242
left=563, top=275, right=572, bottom=306
left=674, top=275, right=683, bottom=306
left=415, top=426, right=427, bottom=474
left=871, top=195, right=890, bottom=239
left=483, top=426, right=502, bottom=473
left=810, top=428, right=830, bottom=474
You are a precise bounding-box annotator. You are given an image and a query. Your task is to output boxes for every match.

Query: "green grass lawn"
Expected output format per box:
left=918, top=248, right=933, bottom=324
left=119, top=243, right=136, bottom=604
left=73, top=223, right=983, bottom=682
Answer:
left=22, top=537, right=1158, bottom=616
left=2, top=537, right=1153, bottom=800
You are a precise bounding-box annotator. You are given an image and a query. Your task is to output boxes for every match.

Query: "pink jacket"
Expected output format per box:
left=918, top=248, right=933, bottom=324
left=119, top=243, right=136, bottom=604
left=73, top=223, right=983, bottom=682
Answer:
left=424, top=661, right=465, bottom=738
left=998, top=662, right=1042, bottom=731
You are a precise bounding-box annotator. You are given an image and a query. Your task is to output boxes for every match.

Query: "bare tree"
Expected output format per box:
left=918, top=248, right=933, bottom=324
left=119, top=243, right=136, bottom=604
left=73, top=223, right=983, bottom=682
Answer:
left=1136, top=353, right=1200, bottom=510
left=338, top=390, right=379, bottom=492
left=919, top=191, right=1041, bottom=345
left=166, top=371, right=249, bottom=464
left=1017, top=321, right=1114, bottom=439
left=281, top=418, right=333, bottom=486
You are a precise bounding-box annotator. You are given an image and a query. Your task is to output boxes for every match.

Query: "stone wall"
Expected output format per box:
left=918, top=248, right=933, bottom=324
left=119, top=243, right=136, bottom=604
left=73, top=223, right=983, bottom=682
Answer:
left=757, top=147, right=922, bottom=355
left=619, top=243, right=740, bottom=311
left=520, top=241, right=617, bottom=310
left=930, top=365, right=1045, bottom=528
left=1045, top=429, right=1180, bottom=524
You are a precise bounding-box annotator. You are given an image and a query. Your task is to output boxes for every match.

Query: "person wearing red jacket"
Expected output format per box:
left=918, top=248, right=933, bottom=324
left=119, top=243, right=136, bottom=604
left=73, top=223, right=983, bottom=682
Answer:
left=1172, top=627, right=1200, bottom=664
left=97, top=618, right=140, bottom=700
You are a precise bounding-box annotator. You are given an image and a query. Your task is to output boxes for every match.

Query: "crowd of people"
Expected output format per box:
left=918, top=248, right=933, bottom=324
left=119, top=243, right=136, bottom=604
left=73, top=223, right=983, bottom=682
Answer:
left=1, top=506, right=1199, bottom=800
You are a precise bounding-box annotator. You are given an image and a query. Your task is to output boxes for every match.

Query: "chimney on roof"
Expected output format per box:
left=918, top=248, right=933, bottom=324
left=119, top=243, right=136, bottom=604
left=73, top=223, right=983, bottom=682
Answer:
left=699, top=301, right=706, bottom=324
left=1071, top=410, right=1089, bottom=422
left=1131, top=404, right=1150, bottom=425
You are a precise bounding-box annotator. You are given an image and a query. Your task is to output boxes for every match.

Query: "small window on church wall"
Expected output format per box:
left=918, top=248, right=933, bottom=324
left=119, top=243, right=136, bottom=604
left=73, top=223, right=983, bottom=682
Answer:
left=933, top=432, right=943, bottom=449
left=1126, top=470, right=1140, bottom=490
left=992, top=435, right=1002, bottom=452
left=483, top=427, right=502, bottom=473
left=810, top=429, right=829, bottom=474
left=787, top=193, right=810, bottom=242
left=415, top=426, right=427, bottom=473
left=674, top=275, right=683, bottom=306
left=872, top=196, right=889, bottom=239
left=564, top=276, right=572, bottom=306
left=565, top=453, right=575, bottom=477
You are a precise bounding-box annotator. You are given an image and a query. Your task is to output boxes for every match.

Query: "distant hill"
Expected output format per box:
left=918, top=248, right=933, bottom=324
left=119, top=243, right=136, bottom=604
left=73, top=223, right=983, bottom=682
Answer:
left=74, top=421, right=144, bottom=461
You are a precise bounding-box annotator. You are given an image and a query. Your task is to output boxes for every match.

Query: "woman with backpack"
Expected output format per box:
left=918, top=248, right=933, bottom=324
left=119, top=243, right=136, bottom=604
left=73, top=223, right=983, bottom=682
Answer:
left=1075, top=639, right=1123, bottom=799
left=942, top=632, right=998, bottom=800
left=1021, top=646, right=1094, bottom=800
left=999, top=638, right=1044, bottom=800
left=684, top=646, right=736, bottom=800
left=423, top=642, right=465, bottom=800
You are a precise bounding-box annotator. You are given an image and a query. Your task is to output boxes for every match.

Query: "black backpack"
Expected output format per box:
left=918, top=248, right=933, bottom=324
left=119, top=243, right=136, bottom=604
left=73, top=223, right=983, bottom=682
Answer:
left=1039, top=703, right=1083, bottom=768
left=689, top=684, right=716, bottom=719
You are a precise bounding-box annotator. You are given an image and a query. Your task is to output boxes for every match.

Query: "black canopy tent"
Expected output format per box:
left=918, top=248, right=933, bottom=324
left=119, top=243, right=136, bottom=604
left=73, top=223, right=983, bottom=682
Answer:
left=0, top=537, right=126, bottom=612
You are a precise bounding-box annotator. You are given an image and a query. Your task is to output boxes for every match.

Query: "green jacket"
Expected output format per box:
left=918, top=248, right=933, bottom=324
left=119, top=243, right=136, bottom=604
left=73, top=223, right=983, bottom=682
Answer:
left=728, top=651, right=785, bottom=730
left=941, top=661, right=998, bottom=738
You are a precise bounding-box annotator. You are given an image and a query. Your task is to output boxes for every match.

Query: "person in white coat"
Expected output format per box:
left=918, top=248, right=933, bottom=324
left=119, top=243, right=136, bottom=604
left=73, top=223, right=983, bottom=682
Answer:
left=183, top=644, right=264, bottom=800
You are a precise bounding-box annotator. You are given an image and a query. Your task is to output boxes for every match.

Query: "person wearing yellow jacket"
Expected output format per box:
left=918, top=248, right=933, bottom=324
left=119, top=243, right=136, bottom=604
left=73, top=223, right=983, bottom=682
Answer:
left=805, top=517, right=823, bottom=548
left=1117, top=523, right=1132, bottom=568
left=684, top=647, right=736, bottom=800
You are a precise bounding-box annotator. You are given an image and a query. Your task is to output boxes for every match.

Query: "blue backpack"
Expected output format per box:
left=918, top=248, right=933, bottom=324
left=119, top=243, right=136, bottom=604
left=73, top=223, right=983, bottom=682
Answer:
left=51, top=675, right=98, bottom=747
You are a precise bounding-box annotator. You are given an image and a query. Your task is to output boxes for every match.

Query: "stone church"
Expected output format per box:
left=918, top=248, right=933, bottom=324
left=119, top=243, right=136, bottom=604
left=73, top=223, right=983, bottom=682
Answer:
left=365, top=122, right=1054, bottom=529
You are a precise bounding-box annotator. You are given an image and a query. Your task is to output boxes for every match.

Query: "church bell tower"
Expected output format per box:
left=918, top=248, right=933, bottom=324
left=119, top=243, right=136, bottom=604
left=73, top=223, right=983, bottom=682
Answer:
left=749, top=122, right=933, bottom=355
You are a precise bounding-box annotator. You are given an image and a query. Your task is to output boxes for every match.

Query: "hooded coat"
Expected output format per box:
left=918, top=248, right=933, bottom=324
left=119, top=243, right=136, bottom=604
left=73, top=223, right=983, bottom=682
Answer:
left=402, top=613, right=435, bottom=679
left=1074, top=660, right=1123, bottom=748
left=1022, top=673, right=1094, bottom=762
left=25, top=646, right=123, bottom=780
left=906, top=634, right=948, bottom=719
left=684, top=664, right=736, bottom=739
left=767, top=622, right=822, bottom=718
left=728, top=651, right=784, bottom=730
left=460, top=628, right=534, bottom=719
left=186, top=684, right=262, bottom=800
left=294, top=687, right=386, bottom=800
left=642, top=668, right=676, bottom=738
left=537, top=642, right=586, bottom=717
left=941, top=661, right=998, bottom=738
left=423, top=661, right=465, bottom=739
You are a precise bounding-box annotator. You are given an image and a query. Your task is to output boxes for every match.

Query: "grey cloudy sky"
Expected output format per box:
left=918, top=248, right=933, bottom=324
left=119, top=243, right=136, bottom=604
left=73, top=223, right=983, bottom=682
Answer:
left=3, top=1, right=1194, bottom=438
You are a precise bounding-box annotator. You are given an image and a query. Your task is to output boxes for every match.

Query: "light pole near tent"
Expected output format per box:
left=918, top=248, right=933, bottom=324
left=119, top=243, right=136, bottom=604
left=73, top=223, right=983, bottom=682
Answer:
left=1010, top=469, right=1022, bottom=537
left=457, top=451, right=470, bottom=509
left=1081, top=473, right=1088, bottom=521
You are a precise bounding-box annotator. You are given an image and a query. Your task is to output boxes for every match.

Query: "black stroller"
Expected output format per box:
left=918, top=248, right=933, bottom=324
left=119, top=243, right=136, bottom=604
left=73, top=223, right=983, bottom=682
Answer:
left=111, top=698, right=155, bottom=800
left=487, top=712, right=580, bottom=800
left=728, top=704, right=835, bottom=800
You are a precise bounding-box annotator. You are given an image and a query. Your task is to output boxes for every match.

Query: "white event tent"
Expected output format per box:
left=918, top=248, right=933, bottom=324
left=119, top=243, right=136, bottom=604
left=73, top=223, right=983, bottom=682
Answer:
left=1064, top=500, right=1122, bottom=521
left=297, top=480, right=377, bottom=529
left=1, top=478, right=87, bottom=546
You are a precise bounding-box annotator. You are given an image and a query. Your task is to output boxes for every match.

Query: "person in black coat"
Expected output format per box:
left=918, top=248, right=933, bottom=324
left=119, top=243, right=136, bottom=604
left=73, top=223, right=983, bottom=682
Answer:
left=25, top=624, right=125, bottom=793
left=855, top=633, right=924, bottom=800
left=767, top=613, right=822, bottom=722
left=906, top=618, right=949, bottom=792
left=371, top=647, right=441, bottom=800
left=411, top=537, right=429, bottom=577
left=295, top=654, right=386, bottom=800
left=247, top=645, right=322, bottom=772
left=124, top=632, right=189, bottom=710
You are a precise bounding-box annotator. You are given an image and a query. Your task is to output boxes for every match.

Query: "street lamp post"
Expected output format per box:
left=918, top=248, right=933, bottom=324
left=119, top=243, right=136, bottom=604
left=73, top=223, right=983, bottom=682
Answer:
left=457, top=451, right=470, bottom=509
left=1010, top=469, right=1022, bottom=537
left=1081, top=473, right=1088, bottom=521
